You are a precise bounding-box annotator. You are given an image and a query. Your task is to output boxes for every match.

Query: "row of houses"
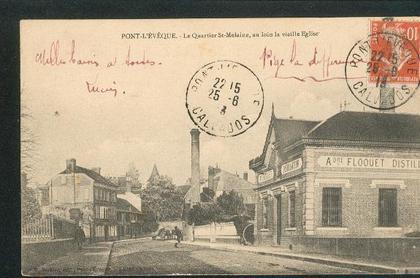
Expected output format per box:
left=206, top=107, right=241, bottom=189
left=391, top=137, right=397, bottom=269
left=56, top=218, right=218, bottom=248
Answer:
left=35, top=159, right=146, bottom=241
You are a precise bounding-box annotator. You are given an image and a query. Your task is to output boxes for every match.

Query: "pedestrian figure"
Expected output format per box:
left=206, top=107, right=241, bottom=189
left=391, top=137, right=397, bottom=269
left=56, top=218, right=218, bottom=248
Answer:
left=174, top=226, right=182, bottom=248
left=74, top=224, right=86, bottom=250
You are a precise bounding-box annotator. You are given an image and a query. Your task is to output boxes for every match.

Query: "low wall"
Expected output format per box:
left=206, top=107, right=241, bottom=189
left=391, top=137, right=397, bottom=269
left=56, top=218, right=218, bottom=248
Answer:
left=193, top=222, right=240, bottom=244
left=281, top=236, right=420, bottom=263
left=21, top=238, right=75, bottom=274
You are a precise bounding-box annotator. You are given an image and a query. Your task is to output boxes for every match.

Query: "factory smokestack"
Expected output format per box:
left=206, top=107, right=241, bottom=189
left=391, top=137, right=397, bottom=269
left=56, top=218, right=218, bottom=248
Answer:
left=190, top=128, right=201, bottom=205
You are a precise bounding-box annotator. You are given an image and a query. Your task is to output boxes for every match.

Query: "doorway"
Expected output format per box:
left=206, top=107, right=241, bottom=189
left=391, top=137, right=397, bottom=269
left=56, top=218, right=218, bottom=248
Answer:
left=276, top=194, right=281, bottom=244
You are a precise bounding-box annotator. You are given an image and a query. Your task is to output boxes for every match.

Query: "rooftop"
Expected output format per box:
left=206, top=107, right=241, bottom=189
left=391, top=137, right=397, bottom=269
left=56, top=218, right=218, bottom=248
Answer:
left=59, top=166, right=118, bottom=188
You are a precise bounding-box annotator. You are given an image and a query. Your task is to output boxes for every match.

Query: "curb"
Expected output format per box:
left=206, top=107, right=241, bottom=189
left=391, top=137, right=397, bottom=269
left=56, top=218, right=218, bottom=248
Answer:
left=104, top=241, right=116, bottom=275
left=182, top=242, right=400, bottom=274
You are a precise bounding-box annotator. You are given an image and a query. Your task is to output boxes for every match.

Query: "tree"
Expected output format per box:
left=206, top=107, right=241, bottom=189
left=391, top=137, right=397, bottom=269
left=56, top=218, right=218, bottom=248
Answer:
left=21, top=103, right=42, bottom=224
left=140, top=175, right=184, bottom=222
left=187, top=203, right=223, bottom=225
left=126, top=162, right=142, bottom=189
left=21, top=185, right=42, bottom=224
left=216, top=190, right=246, bottom=217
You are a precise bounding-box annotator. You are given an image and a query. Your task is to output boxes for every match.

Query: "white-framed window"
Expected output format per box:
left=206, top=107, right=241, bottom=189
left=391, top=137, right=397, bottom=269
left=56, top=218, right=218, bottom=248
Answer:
left=95, top=206, right=100, bottom=219
left=96, top=225, right=104, bottom=237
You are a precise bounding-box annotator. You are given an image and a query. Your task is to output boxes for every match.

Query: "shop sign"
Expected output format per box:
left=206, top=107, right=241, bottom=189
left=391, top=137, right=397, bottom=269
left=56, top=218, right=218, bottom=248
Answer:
left=317, top=155, right=420, bottom=170
left=258, top=169, right=274, bottom=183
left=281, top=158, right=303, bottom=175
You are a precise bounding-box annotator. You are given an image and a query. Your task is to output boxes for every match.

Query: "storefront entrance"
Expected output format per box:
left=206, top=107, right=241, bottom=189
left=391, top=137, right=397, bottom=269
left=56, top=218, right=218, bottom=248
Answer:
left=276, top=195, right=281, bottom=244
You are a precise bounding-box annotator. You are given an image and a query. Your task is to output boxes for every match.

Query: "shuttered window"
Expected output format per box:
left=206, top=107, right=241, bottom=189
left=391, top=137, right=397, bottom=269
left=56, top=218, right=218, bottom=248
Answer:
left=379, top=189, right=397, bottom=227
left=289, top=191, right=296, bottom=228
left=322, top=188, right=342, bottom=227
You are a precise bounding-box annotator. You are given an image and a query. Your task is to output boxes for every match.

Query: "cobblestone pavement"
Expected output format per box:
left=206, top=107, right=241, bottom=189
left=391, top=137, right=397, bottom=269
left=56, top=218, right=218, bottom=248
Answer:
left=106, top=238, right=366, bottom=275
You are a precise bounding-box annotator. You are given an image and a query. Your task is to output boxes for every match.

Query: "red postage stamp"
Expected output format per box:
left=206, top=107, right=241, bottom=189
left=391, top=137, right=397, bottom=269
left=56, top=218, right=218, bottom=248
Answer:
left=369, top=20, right=420, bottom=84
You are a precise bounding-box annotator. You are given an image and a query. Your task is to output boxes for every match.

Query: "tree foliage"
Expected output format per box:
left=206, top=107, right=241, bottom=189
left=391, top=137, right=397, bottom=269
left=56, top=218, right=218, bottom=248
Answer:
left=187, top=190, right=249, bottom=226
left=126, top=162, right=142, bottom=189
left=21, top=182, right=42, bottom=224
left=140, top=175, right=184, bottom=222
left=216, top=190, right=246, bottom=217
left=187, top=203, right=223, bottom=226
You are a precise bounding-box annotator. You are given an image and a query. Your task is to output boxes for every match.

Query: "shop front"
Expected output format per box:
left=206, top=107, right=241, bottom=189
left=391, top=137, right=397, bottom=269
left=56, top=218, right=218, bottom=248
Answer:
left=250, top=110, right=420, bottom=261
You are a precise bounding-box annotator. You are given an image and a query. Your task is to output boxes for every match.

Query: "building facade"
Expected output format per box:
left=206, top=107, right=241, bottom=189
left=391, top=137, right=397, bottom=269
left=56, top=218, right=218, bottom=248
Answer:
left=250, top=110, right=420, bottom=249
left=116, top=192, right=143, bottom=238
left=46, top=159, right=119, bottom=241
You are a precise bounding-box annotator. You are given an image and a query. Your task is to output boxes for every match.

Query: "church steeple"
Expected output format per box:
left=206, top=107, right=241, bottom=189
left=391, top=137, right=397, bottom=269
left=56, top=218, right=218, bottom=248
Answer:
left=147, top=164, right=160, bottom=182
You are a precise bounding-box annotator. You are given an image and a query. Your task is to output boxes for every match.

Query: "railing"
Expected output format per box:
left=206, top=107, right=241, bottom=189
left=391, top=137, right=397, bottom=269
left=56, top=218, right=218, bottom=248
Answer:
left=21, top=215, right=54, bottom=242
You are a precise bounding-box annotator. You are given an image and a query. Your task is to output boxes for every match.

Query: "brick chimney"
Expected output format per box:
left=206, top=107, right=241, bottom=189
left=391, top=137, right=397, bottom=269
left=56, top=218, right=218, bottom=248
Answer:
left=190, top=128, right=201, bottom=205
left=243, top=172, right=248, bottom=181
left=66, top=158, right=76, bottom=172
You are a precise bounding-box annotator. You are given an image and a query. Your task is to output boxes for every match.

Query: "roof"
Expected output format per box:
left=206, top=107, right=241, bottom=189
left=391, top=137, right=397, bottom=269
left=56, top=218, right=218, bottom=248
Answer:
left=250, top=115, right=319, bottom=166
left=147, top=164, right=160, bottom=182
left=250, top=110, right=420, bottom=168
left=117, top=192, right=142, bottom=213
left=212, top=169, right=256, bottom=193
left=116, top=197, right=141, bottom=214
left=274, top=118, right=320, bottom=147
left=306, top=111, right=420, bottom=143
left=59, top=166, right=118, bottom=187
left=176, top=184, right=191, bottom=196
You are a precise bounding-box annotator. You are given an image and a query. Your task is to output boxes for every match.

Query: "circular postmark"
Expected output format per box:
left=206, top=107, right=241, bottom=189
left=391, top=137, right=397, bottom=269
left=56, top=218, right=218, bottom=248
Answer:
left=186, top=60, right=264, bottom=137
left=345, top=32, right=420, bottom=110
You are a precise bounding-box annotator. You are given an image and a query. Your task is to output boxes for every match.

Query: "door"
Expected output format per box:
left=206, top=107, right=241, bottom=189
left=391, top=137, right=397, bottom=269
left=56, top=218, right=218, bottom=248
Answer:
left=104, top=225, right=109, bottom=241
left=276, top=195, right=282, bottom=244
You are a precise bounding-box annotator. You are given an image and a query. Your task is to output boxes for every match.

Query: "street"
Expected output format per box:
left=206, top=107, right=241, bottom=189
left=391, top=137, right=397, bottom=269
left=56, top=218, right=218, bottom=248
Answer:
left=106, top=239, right=365, bottom=275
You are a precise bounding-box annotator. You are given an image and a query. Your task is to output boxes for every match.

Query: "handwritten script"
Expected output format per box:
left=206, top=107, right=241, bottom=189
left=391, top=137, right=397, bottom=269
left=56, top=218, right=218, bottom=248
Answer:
left=34, top=40, right=162, bottom=96
left=260, top=39, right=364, bottom=82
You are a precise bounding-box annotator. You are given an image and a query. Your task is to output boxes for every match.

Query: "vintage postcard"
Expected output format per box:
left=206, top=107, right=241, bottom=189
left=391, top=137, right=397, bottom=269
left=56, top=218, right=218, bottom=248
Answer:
left=21, top=17, right=420, bottom=275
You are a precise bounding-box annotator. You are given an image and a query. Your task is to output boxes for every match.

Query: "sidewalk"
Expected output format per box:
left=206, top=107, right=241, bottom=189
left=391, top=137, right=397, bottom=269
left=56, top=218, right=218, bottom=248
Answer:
left=183, top=240, right=420, bottom=274
left=27, top=241, right=114, bottom=276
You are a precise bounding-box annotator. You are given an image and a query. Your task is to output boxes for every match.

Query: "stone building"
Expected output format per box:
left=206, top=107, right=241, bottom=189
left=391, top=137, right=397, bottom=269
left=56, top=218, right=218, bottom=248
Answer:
left=249, top=109, right=420, bottom=255
left=45, top=159, right=119, bottom=241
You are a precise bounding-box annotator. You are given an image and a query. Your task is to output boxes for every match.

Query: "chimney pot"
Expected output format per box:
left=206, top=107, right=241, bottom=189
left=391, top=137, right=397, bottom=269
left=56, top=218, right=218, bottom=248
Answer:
left=91, top=167, right=101, bottom=175
left=66, top=158, right=76, bottom=172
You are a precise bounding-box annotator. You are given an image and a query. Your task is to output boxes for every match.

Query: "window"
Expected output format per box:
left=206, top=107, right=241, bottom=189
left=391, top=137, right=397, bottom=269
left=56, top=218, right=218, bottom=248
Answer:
left=322, top=188, right=342, bottom=227
left=379, top=189, right=397, bottom=227
left=289, top=191, right=296, bottom=228
left=262, top=198, right=268, bottom=229
left=94, top=188, right=99, bottom=200
left=95, top=206, right=100, bottom=219
left=96, top=225, right=104, bottom=237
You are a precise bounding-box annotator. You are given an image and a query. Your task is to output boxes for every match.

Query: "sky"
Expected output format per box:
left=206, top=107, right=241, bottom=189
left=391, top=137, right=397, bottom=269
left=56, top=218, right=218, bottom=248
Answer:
left=21, top=18, right=420, bottom=186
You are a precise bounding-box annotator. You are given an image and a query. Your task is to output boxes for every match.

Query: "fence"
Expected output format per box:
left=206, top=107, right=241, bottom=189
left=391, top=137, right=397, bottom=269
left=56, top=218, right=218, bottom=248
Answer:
left=22, top=214, right=76, bottom=242
left=22, top=216, right=54, bottom=242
